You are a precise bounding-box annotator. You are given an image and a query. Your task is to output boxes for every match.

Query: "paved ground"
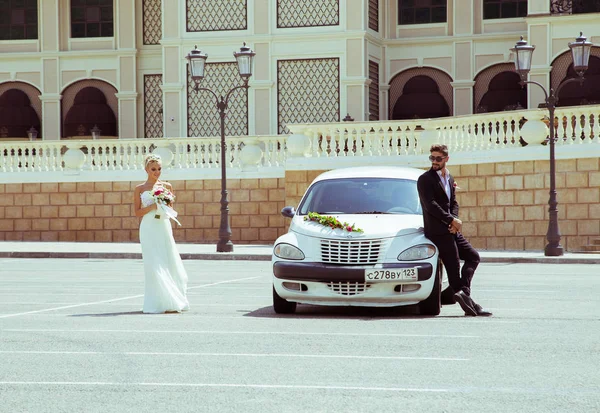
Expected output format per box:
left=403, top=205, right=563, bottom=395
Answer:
left=0, top=241, right=599, bottom=263
left=0, top=258, right=599, bottom=413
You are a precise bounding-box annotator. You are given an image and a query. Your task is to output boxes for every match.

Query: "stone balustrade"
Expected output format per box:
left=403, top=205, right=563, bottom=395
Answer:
left=0, top=104, right=598, bottom=179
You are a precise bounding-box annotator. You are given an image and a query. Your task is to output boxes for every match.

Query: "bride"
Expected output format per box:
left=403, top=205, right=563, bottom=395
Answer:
left=133, top=153, right=189, bottom=314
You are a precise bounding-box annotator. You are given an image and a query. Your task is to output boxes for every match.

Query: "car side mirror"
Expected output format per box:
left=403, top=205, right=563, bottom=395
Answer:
left=281, top=206, right=295, bottom=218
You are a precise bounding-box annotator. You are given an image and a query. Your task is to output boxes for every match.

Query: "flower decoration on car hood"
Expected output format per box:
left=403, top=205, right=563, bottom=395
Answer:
left=304, top=212, right=364, bottom=233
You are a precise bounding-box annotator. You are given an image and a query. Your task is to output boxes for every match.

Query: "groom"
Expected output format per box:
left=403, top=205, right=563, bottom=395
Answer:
left=416, top=144, right=492, bottom=317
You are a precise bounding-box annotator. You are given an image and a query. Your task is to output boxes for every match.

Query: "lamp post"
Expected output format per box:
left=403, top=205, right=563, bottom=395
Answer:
left=511, top=33, right=592, bottom=256
left=186, top=43, right=256, bottom=253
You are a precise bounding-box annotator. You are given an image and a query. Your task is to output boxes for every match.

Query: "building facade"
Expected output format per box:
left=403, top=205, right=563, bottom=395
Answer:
left=0, top=0, right=599, bottom=142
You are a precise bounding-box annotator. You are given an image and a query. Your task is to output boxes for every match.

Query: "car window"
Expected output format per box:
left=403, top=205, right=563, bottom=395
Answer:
left=297, top=178, right=422, bottom=215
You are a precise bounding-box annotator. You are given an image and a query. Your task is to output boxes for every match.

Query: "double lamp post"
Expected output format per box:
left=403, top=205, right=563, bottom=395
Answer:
left=511, top=33, right=592, bottom=256
left=186, top=43, right=256, bottom=253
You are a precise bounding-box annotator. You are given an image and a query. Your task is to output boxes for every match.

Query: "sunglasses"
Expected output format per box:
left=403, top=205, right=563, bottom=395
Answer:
left=429, top=155, right=447, bottom=162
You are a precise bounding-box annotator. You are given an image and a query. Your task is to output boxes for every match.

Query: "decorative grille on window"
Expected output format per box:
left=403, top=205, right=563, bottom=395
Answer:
left=551, top=0, right=600, bottom=13
left=143, top=0, right=162, bottom=45
left=186, top=0, right=247, bottom=32
left=369, top=0, right=379, bottom=31
left=144, top=75, right=163, bottom=139
left=277, top=0, right=339, bottom=28
left=187, top=63, right=248, bottom=138
left=369, top=61, right=380, bottom=121
left=277, top=58, right=340, bottom=135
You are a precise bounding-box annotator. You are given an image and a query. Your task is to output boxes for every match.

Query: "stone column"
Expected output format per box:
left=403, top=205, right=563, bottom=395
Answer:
left=345, top=38, right=367, bottom=121
left=116, top=92, right=138, bottom=138
left=162, top=1, right=183, bottom=138
left=453, top=41, right=474, bottom=115
left=39, top=1, right=60, bottom=140
left=528, top=23, right=551, bottom=109
left=451, top=81, right=476, bottom=116
left=380, top=84, right=390, bottom=120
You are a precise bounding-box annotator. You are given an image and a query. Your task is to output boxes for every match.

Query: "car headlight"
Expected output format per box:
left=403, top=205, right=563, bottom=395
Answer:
left=274, top=243, right=305, bottom=260
left=397, top=244, right=436, bottom=261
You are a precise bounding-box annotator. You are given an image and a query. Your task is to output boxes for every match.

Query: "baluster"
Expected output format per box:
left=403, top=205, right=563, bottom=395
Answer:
left=345, top=127, right=354, bottom=157
left=582, top=110, right=593, bottom=144
left=567, top=112, right=576, bottom=145
left=356, top=127, right=364, bottom=156
left=574, top=112, right=584, bottom=144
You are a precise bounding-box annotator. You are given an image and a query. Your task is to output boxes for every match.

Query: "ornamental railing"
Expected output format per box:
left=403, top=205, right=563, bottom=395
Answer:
left=0, top=104, right=598, bottom=174
left=0, top=135, right=286, bottom=173
left=287, top=104, right=600, bottom=158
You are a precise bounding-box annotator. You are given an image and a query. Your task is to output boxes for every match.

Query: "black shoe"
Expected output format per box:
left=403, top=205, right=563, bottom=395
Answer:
left=453, top=290, right=477, bottom=316
left=472, top=303, right=493, bottom=317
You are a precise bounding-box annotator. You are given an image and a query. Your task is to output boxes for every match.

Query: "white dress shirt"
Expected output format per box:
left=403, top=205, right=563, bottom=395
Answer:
left=437, top=168, right=451, bottom=200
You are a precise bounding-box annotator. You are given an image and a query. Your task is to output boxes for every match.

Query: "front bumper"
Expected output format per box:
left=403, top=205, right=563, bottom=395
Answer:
left=273, top=261, right=433, bottom=282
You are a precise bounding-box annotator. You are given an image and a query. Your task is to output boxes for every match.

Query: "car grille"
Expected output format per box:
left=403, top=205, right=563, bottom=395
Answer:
left=327, top=282, right=371, bottom=296
left=320, top=239, right=385, bottom=265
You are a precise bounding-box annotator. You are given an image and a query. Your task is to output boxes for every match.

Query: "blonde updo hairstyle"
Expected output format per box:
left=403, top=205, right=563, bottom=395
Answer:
left=144, top=153, right=162, bottom=170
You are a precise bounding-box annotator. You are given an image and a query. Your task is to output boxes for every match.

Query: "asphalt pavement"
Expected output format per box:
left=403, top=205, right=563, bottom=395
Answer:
left=1, top=259, right=599, bottom=413
left=0, top=241, right=599, bottom=263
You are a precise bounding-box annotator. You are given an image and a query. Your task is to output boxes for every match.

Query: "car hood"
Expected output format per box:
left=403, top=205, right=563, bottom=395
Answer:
left=290, top=214, right=424, bottom=239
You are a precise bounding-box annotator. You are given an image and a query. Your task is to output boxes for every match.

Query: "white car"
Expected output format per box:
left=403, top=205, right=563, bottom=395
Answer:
left=272, top=166, right=452, bottom=315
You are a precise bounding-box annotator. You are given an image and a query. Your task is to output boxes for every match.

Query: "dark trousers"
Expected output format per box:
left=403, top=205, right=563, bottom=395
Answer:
left=427, top=232, right=480, bottom=296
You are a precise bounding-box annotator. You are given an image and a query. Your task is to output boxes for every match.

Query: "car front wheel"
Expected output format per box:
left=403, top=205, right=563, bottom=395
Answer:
left=272, top=286, right=297, bottom=314
left=418, top=263, right=442, bottom=316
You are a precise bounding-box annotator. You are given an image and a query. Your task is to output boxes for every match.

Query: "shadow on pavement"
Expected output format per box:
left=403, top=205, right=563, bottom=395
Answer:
left=243, top=304, right=446, bottom=320
left=69, top=311, right=144, bottom=317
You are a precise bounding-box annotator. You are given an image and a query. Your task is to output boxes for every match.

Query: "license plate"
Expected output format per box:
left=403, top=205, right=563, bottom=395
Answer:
left=365, top=268, right=418, bottom=282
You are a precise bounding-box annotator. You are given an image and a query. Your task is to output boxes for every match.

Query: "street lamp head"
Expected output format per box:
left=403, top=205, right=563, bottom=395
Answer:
left=511, top=36, right=535, bottom=81
left=186, top=45, right=208, bottom=83
left=233, top=42, right=255, bottom=80
left=569, top=32, right=593, bottom=78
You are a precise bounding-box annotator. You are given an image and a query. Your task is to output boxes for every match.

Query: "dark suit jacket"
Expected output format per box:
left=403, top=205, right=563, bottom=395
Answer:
left=417, top=168, right=459, bottom=236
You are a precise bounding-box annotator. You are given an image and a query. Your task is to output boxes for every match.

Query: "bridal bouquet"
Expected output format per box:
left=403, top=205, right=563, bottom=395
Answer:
left=152, top=186, right=175, bottom=206
left=152, top=185, right=180, bottom=226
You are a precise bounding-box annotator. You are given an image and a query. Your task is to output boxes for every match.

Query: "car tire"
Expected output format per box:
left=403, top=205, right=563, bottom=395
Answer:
left=272, top=286, right=297, bottom=314
left=418, top=263, right=441, bottom=316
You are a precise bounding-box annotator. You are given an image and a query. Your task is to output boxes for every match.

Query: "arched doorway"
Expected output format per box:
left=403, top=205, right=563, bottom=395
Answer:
left=479, top=71, right=527, bottom=112
left=556, top=56, right=600, bottom=106
left=61, top=80, right=118, bottom=138
left=389, top=68, right=453, bottom=120
left=0, top=89, right=41, bottom=139
left=392, top=75, right=450, bottom=119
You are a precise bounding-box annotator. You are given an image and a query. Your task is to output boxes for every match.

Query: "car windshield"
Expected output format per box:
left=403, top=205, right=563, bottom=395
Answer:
left=297, top=177, right=422, bottom=215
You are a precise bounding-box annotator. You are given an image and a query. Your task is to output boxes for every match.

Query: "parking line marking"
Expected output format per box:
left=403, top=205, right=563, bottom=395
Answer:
left=0, top=276, right=261, bottom=319
left=1, top=329, right=479, bottom=338
left=0, top=381, right=449, bottom=392
left=2, top=329, right=479, bottom=339
left=0, top=350, right=468, bottom=361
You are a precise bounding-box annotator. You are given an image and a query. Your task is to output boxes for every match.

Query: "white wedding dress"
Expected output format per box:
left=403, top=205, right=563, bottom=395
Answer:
left=140, top=190, right=189, bottom=314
